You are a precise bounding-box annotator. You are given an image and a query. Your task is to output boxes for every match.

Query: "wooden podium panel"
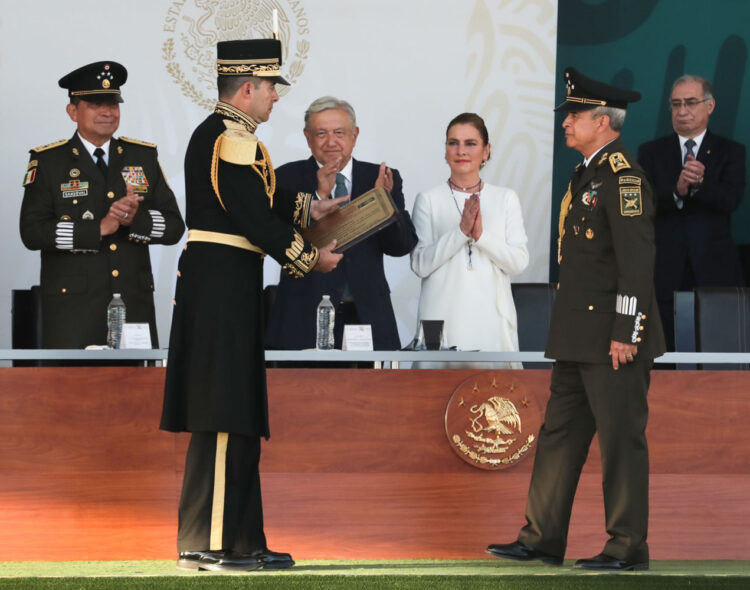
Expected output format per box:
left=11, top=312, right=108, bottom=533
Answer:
left=0, top=367, right=748, bottom=560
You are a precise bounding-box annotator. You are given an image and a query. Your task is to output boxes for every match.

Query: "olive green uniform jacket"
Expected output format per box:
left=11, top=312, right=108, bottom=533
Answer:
left=20, top=134, right=185, bottom=348
left=547, top=137, right=665, bottom=361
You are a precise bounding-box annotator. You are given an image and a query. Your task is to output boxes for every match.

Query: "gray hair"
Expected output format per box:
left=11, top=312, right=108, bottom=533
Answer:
left=591, top=106, right=627, bottom=132
left=304, top=96, right=357, bottom=130
left=672, top=74, right=714, bottom=101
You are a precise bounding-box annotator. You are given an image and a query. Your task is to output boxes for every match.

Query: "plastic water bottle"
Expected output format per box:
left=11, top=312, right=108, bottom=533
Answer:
left=316, top=295, right=335, bottom=350
left=107, top=293, right=127, bottom=349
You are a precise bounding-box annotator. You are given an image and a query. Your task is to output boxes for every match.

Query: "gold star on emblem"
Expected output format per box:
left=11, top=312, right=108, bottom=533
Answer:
left=472, top=384, right=480, bottom=393
left=490, top=378, right=498, bottom=388
left=458, top=397, right=465, bottom=407
left=521, top=397, right=529, bottom=408
left=508, top=384, right=515, bottom=392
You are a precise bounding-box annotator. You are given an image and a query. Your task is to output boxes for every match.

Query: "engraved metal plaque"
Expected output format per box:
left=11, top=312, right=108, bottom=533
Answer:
left=302, top=186, right=397, bottom=253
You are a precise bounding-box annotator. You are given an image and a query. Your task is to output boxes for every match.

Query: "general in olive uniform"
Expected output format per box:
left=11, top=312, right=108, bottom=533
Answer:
left=487, top=68, right=665, bottom=571
left=19, top=61, right=185, bottom=349
left=160, top=39, right=343, bottom=572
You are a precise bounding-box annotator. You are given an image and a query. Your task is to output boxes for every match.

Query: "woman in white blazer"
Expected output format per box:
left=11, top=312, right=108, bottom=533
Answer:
left=410, top=113, right=529, bottom=368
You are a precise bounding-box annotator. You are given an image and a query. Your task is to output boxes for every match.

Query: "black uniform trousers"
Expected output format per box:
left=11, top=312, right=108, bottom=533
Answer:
left=177, top=432, right=267, bottom=554
left=518, top=360, right=651, bottom=563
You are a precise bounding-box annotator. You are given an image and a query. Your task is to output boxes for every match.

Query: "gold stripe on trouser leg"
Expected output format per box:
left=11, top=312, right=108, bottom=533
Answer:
left=209, top=432, right=229, bottom=551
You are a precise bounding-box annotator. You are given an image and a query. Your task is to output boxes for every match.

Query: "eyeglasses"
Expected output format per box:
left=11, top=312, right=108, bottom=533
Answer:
left=670, top=97, right=710, bottom=110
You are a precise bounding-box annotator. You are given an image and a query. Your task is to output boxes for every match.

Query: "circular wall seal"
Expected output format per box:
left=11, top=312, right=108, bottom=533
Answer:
left=162, top=0, right=310, bottom=109
left=445, top=372, right=543, bottom=470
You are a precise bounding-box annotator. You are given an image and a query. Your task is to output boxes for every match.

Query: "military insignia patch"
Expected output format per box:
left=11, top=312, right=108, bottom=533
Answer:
left=121, top=166, right=150, bottom=193
left=60, top=179, right=89, bottom=198
left=597, top=152, right=609, bottom=166
left=609, top=152, right=631, bottom=173
left=22, top=168, right=37, bottom=187
left=70, top=168, right=80, bottom=178
left=619, top=175, right=641, bottom=185
left=620, top=186, right=643, bottom=216
left=445, top=372, right=543, bottom=471
left=82, top=210, right=94, bottom=220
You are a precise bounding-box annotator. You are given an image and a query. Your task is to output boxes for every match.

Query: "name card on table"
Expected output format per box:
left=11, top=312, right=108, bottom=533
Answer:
left=120, top=323, right=152, bottom=349
left=342, top=324, right=373, bottom=351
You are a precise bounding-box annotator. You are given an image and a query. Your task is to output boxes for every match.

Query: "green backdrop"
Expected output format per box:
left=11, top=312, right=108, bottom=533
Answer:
left=550, top=0, right=749, bottom=279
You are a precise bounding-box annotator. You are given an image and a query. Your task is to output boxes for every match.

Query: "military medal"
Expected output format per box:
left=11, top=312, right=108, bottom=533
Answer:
left=70, top=168, right=80, bottom=178
left=60, top=179, right=89, bottom=198
left=581, top=190, right=598, bottom=208
left=585, top=228, right=594, bottom=239
left=121, top=166, right=149, bottom=193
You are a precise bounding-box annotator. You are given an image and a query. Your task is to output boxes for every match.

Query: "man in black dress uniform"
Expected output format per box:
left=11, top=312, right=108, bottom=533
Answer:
left=487, top=68, right=665, bottom=571
left=20, top=61, right=185, bottom=348
left=160, top=38, right=344, bottom=572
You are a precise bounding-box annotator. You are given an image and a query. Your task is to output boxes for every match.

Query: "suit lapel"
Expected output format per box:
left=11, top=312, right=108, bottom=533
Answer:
left=697, top=129, right=715, bottom=165
left=305, top=156, right=320, bottom=197
left=351, top=159, right=372, bottom=199
left=108, top=138, right=125, bottom=188
left=573, top=162, right=595, bottom=194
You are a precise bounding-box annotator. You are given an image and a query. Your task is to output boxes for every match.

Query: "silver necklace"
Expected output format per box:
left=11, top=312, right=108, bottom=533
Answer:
left=447, top=179, right=482, bottom=270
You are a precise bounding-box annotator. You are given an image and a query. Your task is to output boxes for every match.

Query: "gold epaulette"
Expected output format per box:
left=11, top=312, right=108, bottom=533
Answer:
left=119, top=136, right=157, bottom=148
left=218, top=121, right=258, bottom=165
left=609, top=152, right=631, bottom=173
left=31, top=139, right=68, bottom=153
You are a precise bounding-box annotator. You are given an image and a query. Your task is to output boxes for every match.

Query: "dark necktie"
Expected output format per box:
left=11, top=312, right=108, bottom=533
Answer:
left=684, top=138, right=696, bottom=164
left=94, top=147, right=108, bottom=177
left=334, top=173, right=347, bottom=197
left=334, top=172, right=348, bottom=208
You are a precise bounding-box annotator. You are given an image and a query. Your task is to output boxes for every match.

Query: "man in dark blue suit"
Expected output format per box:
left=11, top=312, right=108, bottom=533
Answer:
left=266, top=96, right=417, bottom=350
left=638, top=75, right=746, bottom=350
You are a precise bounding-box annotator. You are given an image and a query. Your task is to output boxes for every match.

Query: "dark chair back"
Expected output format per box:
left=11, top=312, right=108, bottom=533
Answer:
left=694, top=287, right=750, bottom=370
left=11, top=286, right=43, bottom=366
left=511, top=282, right=556, bottom=369
left=673, top=290, right=697, bottom=370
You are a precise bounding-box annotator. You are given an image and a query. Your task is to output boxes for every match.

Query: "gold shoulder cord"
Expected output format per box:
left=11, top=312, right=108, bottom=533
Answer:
left=211, top=138, right=277, bottom=210
left=557, top=182, right=573, bottom=263
left=210, top=136, right=228, bottom=211
left=251, top=142, right=276, bottom=207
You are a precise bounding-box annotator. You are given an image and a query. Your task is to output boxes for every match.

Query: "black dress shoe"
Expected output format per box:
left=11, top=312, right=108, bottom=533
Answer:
left=249, top=548, right=295, bottom=569
left=574, top=552, right=649, bottom=571
left=177, top=550, right=210, bottom=571
left=197, top=550, right=263, bottom=572
left=486, top=541, right=563, bottom=566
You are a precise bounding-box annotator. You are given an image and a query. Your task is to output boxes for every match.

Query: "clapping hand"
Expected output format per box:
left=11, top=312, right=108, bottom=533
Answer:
left=374, top=162, right=394, bottom=192
left=676, top=155, right=705, bottom=197
left=316, top=156, right=343, bottom=197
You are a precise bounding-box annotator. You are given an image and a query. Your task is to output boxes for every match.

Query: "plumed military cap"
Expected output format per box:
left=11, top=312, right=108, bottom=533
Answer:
left=58, top=61, right=127, bottom=103
left=216, top=39, right=290, bottom=85
left=554, top=67, right=641, bottom=112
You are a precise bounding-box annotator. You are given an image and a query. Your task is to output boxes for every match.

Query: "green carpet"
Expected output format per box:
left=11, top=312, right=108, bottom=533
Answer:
left=0, top=560, right=747, bottom=589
